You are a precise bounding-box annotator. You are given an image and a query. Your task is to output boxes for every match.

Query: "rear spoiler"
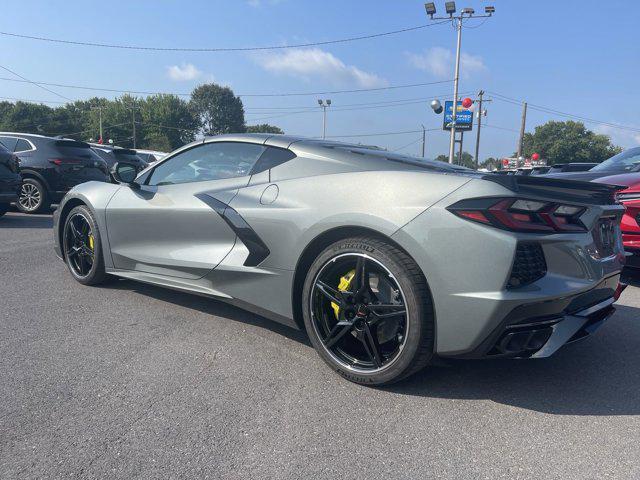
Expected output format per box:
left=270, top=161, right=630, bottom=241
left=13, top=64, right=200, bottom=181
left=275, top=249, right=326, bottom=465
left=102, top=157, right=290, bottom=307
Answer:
left=482, top=174, right=626, bottom=205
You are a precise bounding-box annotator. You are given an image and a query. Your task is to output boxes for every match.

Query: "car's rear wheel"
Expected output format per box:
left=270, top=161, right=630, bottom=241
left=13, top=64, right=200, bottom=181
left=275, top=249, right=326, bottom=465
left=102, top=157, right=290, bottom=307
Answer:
left=17, top=178, right=50, bottom=214
left=302, top=236, right=434, bottom=386
left=63, top=205, right=108, bottom=285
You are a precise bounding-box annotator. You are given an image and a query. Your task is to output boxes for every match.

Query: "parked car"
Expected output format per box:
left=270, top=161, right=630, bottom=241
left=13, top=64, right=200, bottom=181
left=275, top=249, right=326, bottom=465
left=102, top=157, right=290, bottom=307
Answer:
left=545, top=163, right=598, bottom=174
left=0, top=142, right=21, bottom=217
left=515, top=168, right=532, bottom=176
left=529, top=166, right=551, bottom=175
left=134, top=148, right=167, bottom=163
left=594, top=173, right=640, bottom=270
left=53, top=134, right=626, bottom=386
left=89, top=144, right=148, bottom=183
left=545, top=147, right=640, bottom=182
left=0, top=133, right=109, bottom=213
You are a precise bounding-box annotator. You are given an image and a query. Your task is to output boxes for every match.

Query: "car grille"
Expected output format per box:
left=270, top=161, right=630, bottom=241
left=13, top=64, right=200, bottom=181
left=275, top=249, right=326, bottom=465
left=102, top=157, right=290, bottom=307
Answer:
left=507, top=242, right=547, bottom=288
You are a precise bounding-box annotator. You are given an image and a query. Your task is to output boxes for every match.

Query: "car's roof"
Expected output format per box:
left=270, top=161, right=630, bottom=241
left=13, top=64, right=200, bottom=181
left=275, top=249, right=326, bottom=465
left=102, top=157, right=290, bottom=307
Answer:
left=0, top=131, right=53, bottom=139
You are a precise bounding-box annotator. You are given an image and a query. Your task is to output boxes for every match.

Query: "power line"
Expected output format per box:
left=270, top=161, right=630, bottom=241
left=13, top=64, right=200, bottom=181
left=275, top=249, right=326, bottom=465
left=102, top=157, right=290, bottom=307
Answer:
left=0, top=75, right=454, bottom=98
left=392, top=137, right=424, bottom=152
left=489, top=91, right=640, bottom=134
left=0, top=21, right=450, bottom=52
left=327, top=128, right=440, bottom=139
left=0, top=64, right=72, bottom=102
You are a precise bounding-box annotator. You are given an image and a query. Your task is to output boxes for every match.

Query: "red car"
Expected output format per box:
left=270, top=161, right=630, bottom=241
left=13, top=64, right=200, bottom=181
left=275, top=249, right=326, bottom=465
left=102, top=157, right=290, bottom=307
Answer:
left=595, top=173, right=640, bottom=269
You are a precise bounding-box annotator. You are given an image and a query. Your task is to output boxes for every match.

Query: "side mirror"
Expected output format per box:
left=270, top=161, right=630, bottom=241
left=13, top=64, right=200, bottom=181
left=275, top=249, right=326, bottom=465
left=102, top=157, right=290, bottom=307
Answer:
left=111, top=162, right=139, bottom=188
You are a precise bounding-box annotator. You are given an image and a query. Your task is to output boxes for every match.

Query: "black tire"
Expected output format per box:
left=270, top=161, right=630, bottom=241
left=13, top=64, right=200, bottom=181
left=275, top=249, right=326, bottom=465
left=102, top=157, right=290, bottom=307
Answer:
left=302, top=236, right=434, bottom=386
left=16, top=178, right=50, bottom=214
left=62, top=205, right=108, bottom=286
left=0, top=203, right=8, bottom=217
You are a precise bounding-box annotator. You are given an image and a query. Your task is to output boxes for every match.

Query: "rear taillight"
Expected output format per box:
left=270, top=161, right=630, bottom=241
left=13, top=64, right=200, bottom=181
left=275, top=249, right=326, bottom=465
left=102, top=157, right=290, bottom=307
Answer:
left=49, top=158, right=83, bottom=166
left=448, top=197, right=587, bottom=233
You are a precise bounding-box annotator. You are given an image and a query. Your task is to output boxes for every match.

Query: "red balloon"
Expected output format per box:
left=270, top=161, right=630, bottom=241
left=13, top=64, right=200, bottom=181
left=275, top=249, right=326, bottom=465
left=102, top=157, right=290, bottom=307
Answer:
left=462, top=97, right=473, bottom=108
left=532, top=153, right=540, bottom=161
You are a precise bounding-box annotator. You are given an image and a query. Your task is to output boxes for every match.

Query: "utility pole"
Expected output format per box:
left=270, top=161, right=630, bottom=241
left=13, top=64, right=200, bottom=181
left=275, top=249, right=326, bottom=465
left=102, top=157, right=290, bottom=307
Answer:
left=318, top=99, right=331, bottom=139
left=424, top=3, right=495, bottom=163
left=131, top=99, right=137, bottom=149
left=516, top=101, right=527, bottom=160
left=474, top=90, right=484, bottom=168
left=421, top=124, right=426, bottom=157
left=98, top=107, right=103, bottom=142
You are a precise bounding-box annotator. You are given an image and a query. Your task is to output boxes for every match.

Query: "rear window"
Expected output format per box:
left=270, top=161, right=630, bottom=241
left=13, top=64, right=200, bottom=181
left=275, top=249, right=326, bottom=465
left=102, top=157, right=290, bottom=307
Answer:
left=339, top=147, right=472, bottom=173
left=14, top=138, right=32, bottom=152
left=0, top=136, right=18, bottom=152
left=252, top=147, right=296, bottom=173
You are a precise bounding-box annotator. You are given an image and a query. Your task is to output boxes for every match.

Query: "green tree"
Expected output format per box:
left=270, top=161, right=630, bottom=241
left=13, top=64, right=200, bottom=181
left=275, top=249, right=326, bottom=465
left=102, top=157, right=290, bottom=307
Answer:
left=138, top=94, right=198, bottom=150
left=189, top=83, right=245, bottom=136
left=522, top=120, right=621, bottom=165
left=435, top=152, right=476, bottom=169
left=245, top=123, right=284, bottom=134
left=480, top=157, right=501, bottom=171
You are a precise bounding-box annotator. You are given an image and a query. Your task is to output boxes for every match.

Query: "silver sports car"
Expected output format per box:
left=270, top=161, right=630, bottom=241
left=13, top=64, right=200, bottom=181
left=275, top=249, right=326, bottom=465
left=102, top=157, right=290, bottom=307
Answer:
left=54, top=134, right=627, bottom=385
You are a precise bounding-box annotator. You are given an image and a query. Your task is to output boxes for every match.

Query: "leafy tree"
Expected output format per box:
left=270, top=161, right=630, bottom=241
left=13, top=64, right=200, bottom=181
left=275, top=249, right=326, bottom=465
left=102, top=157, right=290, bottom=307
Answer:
left=138, top=94, right=198, bottom=150
left=246, top=123, right=284, bottom=134
left=522, top=120, right=621, bottom=165
left=189, top=83, right=245, bottom=135
left=435, top=151, right=476, bottom=169
left=480, top=157, right=501, bottom=171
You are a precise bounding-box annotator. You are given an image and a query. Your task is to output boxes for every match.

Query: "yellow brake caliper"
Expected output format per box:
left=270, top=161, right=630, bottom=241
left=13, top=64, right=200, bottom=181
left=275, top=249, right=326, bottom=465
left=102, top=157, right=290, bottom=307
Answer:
left=88, top=233, right=94, bottom=251
left=331, top=269, right=355, bottom=319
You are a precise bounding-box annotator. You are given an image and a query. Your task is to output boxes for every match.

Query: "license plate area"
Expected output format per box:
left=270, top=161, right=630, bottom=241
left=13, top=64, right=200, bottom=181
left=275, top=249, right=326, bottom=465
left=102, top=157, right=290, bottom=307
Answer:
left=593, top=216, right=618, bottom=258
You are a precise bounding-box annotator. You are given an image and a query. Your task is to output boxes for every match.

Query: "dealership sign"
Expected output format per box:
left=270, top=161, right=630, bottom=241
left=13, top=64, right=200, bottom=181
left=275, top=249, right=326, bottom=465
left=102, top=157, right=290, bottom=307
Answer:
left=443, top=101, right=473, bottom=131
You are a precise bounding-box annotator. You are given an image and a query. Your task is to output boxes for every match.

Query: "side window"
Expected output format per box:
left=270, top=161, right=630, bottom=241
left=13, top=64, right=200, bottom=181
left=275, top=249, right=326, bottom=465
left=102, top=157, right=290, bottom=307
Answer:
left=148, top=142, right=266, bottom=186
left=252, top=147, right=296, bottom=174
left=14, top=138, right=32, bottom=153
left=0, top=137, right=18, bottom=152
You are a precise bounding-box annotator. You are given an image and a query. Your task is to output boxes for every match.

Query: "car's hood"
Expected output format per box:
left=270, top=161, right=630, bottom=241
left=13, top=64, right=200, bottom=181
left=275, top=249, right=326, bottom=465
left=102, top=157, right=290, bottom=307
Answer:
left=593, top=173, right=640, bottom=192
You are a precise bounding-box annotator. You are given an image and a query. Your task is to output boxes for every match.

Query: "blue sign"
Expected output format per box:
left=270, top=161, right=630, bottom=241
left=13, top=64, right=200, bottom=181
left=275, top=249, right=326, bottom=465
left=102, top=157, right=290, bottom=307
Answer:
left=443, top=101, right=473, bottom=131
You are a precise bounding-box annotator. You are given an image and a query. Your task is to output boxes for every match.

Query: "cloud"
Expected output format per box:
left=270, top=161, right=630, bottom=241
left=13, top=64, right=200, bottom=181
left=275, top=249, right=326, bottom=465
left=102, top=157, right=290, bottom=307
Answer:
left=406, top=47, right=487, bottom=79
left=166, top=63, right=203, bottom=81
left=593, top=124, right=640, bottom=148
left=254, top=48, right=387, bottom=88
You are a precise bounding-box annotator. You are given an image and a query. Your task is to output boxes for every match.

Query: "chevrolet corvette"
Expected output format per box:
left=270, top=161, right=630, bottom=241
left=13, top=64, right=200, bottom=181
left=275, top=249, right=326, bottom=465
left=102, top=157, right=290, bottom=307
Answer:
left=53, top=134, right=627, bottom=385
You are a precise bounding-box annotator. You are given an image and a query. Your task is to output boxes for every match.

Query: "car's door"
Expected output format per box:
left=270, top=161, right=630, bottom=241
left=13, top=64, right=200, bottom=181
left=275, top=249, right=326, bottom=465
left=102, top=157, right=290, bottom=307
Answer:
left=105, top=141, right=267, bottom=279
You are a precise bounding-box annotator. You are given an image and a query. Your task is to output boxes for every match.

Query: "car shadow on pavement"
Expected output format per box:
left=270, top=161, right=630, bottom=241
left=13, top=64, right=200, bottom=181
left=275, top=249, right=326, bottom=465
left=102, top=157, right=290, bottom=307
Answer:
left=102, top=279, right=310, bottom=346
left=388, top=302, right=640, bottom=416
left=0, top=213, right=53, bottom=229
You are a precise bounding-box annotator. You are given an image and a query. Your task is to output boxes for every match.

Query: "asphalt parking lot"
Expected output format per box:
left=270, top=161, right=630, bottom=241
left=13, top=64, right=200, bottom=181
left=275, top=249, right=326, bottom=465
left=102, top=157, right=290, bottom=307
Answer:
left=1, top=211, right=639, bottom=479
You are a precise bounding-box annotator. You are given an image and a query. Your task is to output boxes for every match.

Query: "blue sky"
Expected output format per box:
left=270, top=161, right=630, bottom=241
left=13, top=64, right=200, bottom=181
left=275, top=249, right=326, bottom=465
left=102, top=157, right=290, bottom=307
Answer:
left=1, top=0, right=639, bottom=159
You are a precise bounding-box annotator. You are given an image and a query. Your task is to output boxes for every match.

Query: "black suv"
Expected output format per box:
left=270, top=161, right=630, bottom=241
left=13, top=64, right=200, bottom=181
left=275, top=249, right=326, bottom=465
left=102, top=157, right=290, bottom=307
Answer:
left=0, top=133, right=109, bottom=213
left=89, top=144, right=148, bottom=183
left=0, top=142, right=21, bottom=217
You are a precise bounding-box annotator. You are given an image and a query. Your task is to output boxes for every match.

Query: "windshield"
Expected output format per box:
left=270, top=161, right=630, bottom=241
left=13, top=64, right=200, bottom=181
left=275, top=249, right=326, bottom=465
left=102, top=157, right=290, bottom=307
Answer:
left=592, top=147, right=640, bottom=173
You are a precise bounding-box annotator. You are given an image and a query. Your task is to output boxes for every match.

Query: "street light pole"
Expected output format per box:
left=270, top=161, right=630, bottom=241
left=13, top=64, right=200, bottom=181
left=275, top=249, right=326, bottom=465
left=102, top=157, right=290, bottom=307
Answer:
left=448, top=19, right=462, bottom=164
left=424, top=3, right=495, bottom=164
left=516, top=101, right=528, bottom=160
left=421, top=124, right=426, bottom=157
left=318, top=99, right=331, bottom=139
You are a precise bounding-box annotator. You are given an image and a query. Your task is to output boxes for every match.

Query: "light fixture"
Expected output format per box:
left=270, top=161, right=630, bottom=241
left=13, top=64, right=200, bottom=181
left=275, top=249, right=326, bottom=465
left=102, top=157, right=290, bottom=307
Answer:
left=445, top=1, right=456, bottom=14
left=485, top=5, right=495, bottom=14
left=462, top=7, right=474, bottom=14
left=317, top=99, right=323, bottom=105
left=424, top=2, right=436, bottom=16
left=326, top=99, right=332, bottom=106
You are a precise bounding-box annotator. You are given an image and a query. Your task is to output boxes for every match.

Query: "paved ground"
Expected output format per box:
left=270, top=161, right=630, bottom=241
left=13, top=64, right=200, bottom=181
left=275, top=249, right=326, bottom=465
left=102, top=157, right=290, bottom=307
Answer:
left=1, top=211, right=639, bottom=479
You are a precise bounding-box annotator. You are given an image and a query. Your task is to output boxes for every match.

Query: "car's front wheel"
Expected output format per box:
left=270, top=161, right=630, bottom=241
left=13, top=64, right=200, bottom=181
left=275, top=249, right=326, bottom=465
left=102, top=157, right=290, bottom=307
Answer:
left=302, top=236, right=434, bottom=386
left=17, top=178, right=50, bottom=213
left=62, top=205, right=108, bottom=285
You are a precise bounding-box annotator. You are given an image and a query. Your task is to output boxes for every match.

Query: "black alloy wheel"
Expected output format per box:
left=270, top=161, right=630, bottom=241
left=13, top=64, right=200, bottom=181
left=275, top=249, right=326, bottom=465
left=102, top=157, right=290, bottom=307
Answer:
left=303, top=237, right=434, bottom=386
left=63, top=212, right=95, bottom=278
